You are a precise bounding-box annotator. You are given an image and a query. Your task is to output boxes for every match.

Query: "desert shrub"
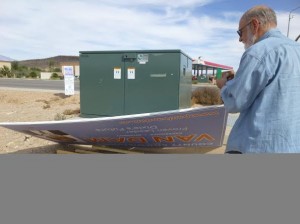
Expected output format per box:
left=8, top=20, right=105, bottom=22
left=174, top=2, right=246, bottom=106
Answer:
left=27, top=71, right=38, bottom=78
left=11, top=64, right=29, bottom=78
left=54, top=113, right=66, bottom=120
left=43, top=103, right=51, bottom=109
left=50, top=73, right=60, bottom=80
left=0, top=65, right=13, bottom=77
left=36, top=99, right=50, bottom=109
left=192, top=87, right=223, bottom=105
left=15, top=72, right=26, bottom=78
left=63, top=108, right=80, bottom=115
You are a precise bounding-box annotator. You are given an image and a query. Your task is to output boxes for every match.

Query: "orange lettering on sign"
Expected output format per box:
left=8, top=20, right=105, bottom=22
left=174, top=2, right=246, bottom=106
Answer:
left=127, top=137, right=147, bottom=143
left=153, top=136, right=174, bottom=143
left=175, top=135, right=195, bottom=142
left=195, top=134, right=215, bottom=142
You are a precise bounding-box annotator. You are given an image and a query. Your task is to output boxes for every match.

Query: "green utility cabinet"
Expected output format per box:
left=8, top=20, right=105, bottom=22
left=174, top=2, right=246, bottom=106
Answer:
left=80, top=50, right=192, bottom=117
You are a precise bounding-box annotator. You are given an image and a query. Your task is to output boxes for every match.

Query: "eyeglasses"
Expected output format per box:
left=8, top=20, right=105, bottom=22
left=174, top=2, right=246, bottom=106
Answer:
left=237, top=21, right=252, bottom=37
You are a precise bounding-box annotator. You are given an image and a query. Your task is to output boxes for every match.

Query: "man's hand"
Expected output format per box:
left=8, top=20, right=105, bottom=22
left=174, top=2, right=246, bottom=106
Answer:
left=216, top=70, right=235, bottom=89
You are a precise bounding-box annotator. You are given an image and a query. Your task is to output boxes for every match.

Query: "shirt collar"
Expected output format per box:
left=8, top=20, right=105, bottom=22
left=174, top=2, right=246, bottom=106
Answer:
left=257, top=28, right=281, bottom=43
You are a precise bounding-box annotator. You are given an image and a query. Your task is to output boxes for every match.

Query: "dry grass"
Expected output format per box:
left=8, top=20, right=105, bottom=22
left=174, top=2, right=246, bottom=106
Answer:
left=54, top=113, right=67, bottom=120
left=0, top=94, right=22, bottom=104
left=63, top=108, right=80, bottom=115
left=36, top=94, right=79, bottom=110
left=192, top=86, right=223, bottom=106
left=54, top=108, right=80, bottom=120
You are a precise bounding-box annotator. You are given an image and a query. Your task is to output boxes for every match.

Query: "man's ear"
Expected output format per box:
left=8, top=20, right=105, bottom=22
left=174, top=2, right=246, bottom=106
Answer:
left=251, top=18, right=260, bottom=34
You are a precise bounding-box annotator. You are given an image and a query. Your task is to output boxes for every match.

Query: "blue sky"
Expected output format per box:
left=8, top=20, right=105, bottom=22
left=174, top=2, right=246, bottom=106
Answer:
left=1, top=0, right=299, bottom=69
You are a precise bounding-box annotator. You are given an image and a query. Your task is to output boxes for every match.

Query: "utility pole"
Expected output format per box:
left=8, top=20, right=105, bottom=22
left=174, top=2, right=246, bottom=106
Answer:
left=287, top=6, right=300, bottom=37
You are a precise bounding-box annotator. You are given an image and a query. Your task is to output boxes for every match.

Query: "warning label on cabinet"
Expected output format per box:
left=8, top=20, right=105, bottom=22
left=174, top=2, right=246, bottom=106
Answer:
left=127, top=67, right=135, bottom=79
left=137, top=54, right=149, bottom=64
left=114, top=67, right=121, bottom=79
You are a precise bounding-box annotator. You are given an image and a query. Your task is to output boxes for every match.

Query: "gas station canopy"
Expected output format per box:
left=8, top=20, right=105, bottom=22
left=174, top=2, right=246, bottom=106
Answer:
left=192, top=57, right=233, bottom=82
left=192, top=58, right=233, bottom=70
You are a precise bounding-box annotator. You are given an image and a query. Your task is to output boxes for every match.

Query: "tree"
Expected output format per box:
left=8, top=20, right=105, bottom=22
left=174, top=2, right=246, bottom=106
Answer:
left=53, top=67, right=61, bottom=72
left=11, top=61, right=19, bottom=70
left=12, top=64, right=28, bottom=78
left=48, top=61, right=55, bottom=72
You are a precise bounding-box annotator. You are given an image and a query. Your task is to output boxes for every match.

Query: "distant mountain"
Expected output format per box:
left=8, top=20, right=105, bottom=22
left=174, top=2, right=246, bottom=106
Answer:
left=18, top=55, right=79, bottom=70
left=0, top=55, right=15, bottom=62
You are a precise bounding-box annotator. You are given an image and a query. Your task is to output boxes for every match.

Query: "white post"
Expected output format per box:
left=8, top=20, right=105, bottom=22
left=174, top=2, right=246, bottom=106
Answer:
left=287, top=6, right=300, bottom=37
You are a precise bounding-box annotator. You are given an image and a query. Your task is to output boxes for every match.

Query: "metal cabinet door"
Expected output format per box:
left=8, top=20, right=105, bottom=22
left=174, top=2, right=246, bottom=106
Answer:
left=124, top=52, right=180, bottom=115
left=80, top=53, right=125, bottom=116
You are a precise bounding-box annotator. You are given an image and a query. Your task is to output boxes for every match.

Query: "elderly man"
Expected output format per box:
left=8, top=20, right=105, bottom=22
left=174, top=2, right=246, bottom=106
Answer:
left=217, top=5, right=300, bottom=153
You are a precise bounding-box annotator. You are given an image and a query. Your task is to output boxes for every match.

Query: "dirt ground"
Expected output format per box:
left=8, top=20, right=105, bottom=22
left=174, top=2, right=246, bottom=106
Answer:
left=0, top=89, right=81, bottom=154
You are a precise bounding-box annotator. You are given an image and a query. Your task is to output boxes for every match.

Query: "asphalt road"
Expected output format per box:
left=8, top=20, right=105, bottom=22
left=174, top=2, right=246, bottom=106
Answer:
left=0, top=78, right=207, bottom=92
left=0, top=78, right=80, bottom=92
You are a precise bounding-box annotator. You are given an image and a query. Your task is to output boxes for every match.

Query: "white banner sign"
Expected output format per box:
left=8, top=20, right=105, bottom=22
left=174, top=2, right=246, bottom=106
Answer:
left=0, top=106, right=228, bottom=149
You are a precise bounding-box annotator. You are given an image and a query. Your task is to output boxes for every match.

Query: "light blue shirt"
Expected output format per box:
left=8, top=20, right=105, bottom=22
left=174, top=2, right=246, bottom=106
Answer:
left=221, top=29, right=300, bottom=153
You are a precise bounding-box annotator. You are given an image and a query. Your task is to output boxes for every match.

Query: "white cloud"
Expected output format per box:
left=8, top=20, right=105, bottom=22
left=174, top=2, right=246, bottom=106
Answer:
left=93, top=0, right=214, bottom=8
left=0, top=0, right=298, bottom=70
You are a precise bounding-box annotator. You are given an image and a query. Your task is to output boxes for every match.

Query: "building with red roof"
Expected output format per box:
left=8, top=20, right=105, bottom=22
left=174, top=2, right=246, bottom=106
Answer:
left=192, top=57, right=233, bottom=83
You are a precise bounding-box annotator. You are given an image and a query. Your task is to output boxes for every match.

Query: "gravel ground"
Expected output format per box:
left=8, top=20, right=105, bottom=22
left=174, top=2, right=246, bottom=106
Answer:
left=0, top=89, right=80, bottom=154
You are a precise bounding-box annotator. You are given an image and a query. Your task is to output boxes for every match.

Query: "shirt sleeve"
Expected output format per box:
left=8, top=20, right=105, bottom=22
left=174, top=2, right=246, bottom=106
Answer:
left=221, top=52, right=272, bottom=113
